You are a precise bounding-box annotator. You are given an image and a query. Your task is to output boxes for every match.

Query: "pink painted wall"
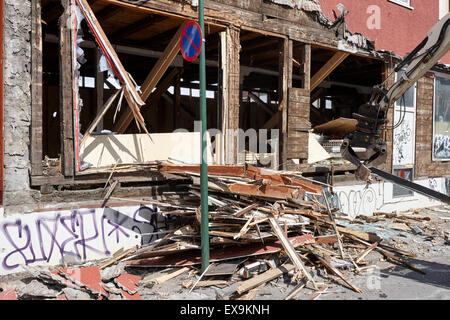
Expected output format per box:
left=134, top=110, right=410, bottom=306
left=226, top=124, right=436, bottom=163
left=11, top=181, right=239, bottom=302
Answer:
left=319, top=0, right=450, bottom=64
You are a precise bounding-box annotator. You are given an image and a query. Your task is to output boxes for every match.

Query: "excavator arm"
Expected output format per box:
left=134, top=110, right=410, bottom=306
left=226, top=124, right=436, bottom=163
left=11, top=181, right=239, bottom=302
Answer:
left=341, top=12, right=450, bottom=181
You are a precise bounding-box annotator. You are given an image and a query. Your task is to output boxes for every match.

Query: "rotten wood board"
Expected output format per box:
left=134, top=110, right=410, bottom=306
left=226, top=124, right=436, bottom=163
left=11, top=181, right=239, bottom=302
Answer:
left=140, top=267, right=190, bottom=286
left=125, top=235, right=315, bottom=268
left=237, top=264, right=295, bottom=295
left=268, top=217, right=317, bottom=287
left=312, top=254, right=362, bottom=293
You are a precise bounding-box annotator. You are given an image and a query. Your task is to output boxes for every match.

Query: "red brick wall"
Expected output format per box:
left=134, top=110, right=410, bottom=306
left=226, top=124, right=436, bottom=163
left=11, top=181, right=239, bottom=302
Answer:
left=415, top=73, right=450, bottom=178
left=319, top=0, right=450, bottom=64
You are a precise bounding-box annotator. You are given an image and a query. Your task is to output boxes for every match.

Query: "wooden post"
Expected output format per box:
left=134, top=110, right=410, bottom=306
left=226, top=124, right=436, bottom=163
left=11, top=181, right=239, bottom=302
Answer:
left=302, top=43, right=311, bottom=91
left=174, top=71, right=181, bottom=129
left=220, top=27, right=240, bottom=165
left=59, top=0, right=74, bottom=177
left=278, top=38, right=292, bottom=170
left=95, top=49, right=104, bottom=132
left=31, top=0, right=43, bottom=177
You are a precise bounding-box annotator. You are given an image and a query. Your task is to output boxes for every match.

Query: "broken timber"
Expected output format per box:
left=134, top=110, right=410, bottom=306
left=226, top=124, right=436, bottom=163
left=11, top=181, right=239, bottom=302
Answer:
left=113, top=22, right=188, bottom=133
left=310, top=51, right=349, bottom=91
left=268, top=217, right=317, bottom=288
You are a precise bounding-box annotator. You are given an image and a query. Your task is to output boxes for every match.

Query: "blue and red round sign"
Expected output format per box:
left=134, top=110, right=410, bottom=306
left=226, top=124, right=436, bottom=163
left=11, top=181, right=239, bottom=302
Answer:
left=180, top=21, right=203, bottom=62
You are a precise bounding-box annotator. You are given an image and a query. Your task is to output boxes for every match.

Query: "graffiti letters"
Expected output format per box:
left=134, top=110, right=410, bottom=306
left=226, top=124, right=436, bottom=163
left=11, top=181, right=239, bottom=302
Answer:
left=0, top=206, right=160, bottom=273
left=337, top=186, right=378, bottom=219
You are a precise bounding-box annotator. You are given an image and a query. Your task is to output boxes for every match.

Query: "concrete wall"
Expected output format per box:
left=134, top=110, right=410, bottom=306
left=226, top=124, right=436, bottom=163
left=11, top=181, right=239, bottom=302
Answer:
left=0, top=204, right=164, bottom=275
left=3, top=0, right=37, bottom=212
left=334, top=177, right=448, bottom=219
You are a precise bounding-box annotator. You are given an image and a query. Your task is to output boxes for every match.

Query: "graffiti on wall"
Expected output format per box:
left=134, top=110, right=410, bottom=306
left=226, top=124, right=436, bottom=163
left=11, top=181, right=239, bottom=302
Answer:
left=433, top=134, right=450, bottom=160
left=337, top=186, right=380, bottom=219
left=393, top=112, right=414, bottom=166
left=0, top=205, right=167, bottom=274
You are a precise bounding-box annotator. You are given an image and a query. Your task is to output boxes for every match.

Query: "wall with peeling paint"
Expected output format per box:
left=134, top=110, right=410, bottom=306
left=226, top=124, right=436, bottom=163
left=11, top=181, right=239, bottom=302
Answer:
left=3, top=1, right=39, bottom=212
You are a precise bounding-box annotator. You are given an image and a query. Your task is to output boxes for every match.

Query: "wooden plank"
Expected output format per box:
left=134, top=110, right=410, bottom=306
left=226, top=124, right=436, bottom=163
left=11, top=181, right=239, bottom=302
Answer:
left=95, top=49, right=104, bottom=132
left=80, top=88, right=123, bottom=146
left=355, top=242, right=378, bottom=264
left=346, top=234, right=425, bottom=275
left=31, top=0, right=43, bottom=176
left=140, top=267, right=190, bottom=286
left=233, top=203, right=260, bottom=218
left=313, top=254, right=362, bottom=293
left=268, top=217, right=317, bottom=288
left=262, top=111, right=280, bottom=130
left=76, top=0, right=148, bottom=134
left=310, top=51, right=349, bottom=91
left=113, top=22, right=187, bottom=133
left=301, top=43, right=311, bottom=91
left=248, top=91, right=274, bottom=116
left=222, top=27, right=240, bottom=164
left=99, top=246, right=137, bottom=270
left=59, top=0, right=74, bottom=177
left=322, top=190, right=345, bottom=259
left=279, top=38, right=292, bottom=170
left=237, top=264, right=295, bottom=295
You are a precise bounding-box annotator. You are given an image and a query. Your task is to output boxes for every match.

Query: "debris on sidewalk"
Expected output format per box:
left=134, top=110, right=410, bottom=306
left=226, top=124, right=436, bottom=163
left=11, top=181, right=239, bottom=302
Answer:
left=0, top=164, right=448, bottom=300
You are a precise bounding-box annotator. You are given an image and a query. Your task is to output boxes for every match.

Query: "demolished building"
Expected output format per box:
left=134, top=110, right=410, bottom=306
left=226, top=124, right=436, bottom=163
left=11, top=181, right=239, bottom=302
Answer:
left=0, top=0, right=448, bottom=276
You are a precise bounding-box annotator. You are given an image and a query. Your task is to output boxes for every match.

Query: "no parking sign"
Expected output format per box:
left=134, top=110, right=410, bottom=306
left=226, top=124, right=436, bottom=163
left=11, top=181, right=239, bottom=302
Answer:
left=180, top=21, right=203, bottom=62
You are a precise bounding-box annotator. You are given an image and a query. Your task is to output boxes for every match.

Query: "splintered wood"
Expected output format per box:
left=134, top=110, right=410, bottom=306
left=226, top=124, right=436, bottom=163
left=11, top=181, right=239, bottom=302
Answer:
left=93, top=163, right=427, bottom=300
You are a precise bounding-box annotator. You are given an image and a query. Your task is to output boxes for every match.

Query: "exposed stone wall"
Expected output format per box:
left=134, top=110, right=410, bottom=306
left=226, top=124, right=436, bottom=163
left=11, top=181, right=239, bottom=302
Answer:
left=3, top=0, right=38, bottom=212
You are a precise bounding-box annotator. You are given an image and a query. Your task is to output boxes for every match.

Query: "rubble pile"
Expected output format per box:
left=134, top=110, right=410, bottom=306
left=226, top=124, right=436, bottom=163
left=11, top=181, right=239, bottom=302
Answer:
left=0, top=164, right=448, bottom=300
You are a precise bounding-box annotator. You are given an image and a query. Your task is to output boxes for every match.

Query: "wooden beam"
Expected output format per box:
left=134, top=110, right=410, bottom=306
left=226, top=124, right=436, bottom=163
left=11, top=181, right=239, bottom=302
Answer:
left=59, top=0, right=74, bottom=176
left=110, top=15, right=166, bottom=41
left=141, top=67, right=181, bottom=121
left=113, top=22, right=187, bottom=133
left=310, top=51, right=349, bottom=91
left=95, top=49, right=104, bottom=131
left=247, top=91, right=274, bottom=116
left=94, top=4, right=121, bottom=20
left=278, top=38, right=292, bottom=170
left=76, top=0, right=149, bottom=134
left=262, top=111, right=280, bottom=130
left=81, top=88, right=123, bottom=146
left=268, top=217, right=317, bottom=288
left=237, top=264, right=295, bottom=295
left=220, top=27, right=240, bottom=165
left=302, top=43, right=311, bottom=91
left=31, top=0, right=43, bottom=176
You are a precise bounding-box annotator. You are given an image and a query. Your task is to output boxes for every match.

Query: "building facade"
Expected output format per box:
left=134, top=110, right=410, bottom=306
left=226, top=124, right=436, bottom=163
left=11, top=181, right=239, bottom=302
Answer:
left=0, top=0, right=448, bottom=274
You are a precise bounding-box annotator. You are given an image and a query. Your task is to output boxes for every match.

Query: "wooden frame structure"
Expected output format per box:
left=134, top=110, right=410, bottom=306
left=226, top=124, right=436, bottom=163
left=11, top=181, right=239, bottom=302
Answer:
left=30, top=0, right=387, bottom=189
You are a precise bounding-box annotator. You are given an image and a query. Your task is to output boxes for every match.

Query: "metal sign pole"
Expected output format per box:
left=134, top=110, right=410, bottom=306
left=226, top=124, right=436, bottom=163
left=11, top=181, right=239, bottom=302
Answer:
left=198, top=0, right=210, bottom=273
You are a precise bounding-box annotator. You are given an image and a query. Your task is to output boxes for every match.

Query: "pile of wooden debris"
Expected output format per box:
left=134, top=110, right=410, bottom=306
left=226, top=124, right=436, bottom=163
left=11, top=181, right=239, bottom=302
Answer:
left=2, top=164, right=432, bottom=300
left=96, top=164, right=425, bottom=300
